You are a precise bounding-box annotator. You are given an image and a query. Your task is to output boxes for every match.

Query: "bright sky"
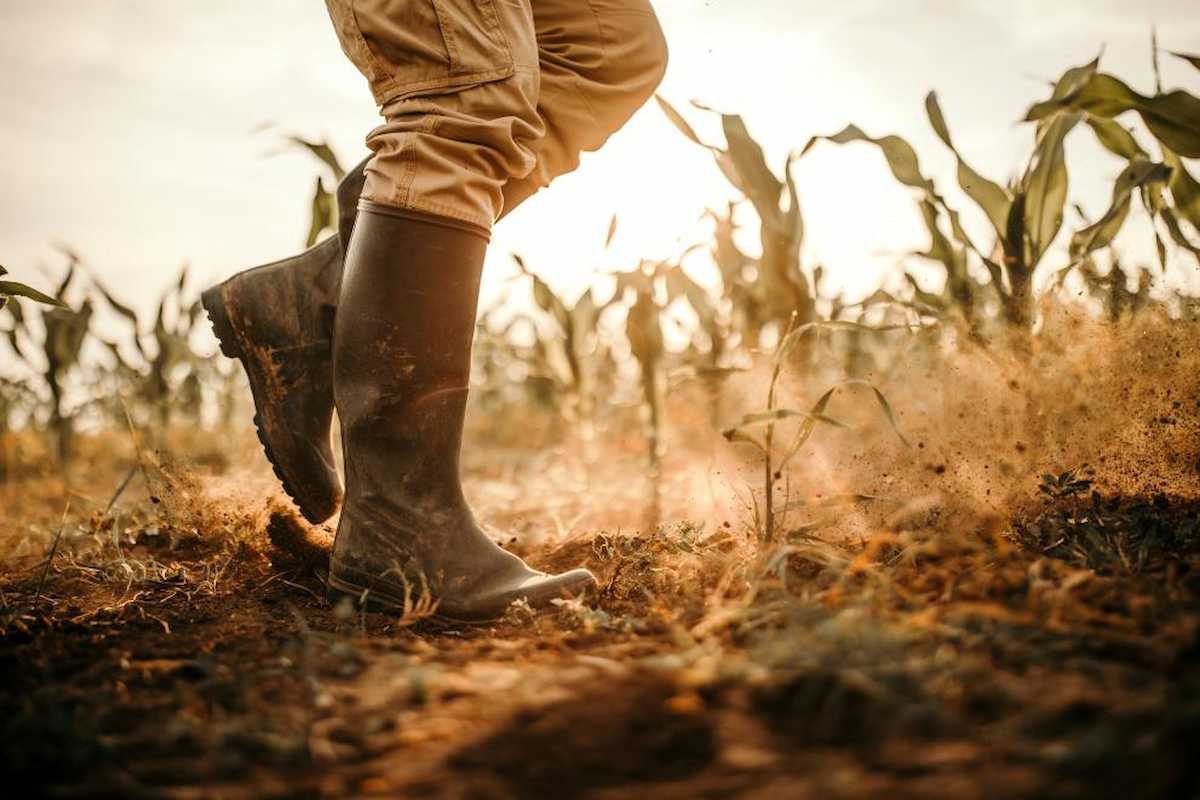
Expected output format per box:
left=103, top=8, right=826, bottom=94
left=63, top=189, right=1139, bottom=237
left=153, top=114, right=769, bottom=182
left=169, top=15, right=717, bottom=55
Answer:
left=1, top=0, right=1198, bottom=321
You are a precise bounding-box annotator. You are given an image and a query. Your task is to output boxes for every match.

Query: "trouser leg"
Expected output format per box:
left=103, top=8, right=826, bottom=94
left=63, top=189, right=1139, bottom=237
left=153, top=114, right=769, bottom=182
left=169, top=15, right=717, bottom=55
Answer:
left=327, top=0, right=668, bottom=226
left=500, top=0, right=668, bottom=213
left=326, top=0, right=543, bottom=229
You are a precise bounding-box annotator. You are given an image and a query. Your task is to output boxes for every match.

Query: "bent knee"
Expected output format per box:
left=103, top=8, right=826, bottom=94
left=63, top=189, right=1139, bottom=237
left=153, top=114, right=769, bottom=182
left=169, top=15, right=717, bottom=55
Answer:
left=601, top=8, right=669, bottom=110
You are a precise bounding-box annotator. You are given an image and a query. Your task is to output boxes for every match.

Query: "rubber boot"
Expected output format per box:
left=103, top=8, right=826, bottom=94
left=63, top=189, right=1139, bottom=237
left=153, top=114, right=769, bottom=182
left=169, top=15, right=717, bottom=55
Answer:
left=201, top=161, right=367, bottom=523
left=326, top=206, right=597, bottom=622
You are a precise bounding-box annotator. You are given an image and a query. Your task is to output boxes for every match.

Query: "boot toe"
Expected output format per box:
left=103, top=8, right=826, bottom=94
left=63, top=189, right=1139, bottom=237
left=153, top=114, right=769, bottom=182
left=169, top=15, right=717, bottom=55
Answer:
left=438, top=567, right=598, bottom=622
left=504, top=566, right=598, bottom=611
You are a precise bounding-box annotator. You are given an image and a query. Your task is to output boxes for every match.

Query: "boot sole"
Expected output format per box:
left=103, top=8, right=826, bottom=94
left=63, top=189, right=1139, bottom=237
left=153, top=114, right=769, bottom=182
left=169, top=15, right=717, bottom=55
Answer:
left=325, top=572, right=498, bottom=626
left=202, top=281, right=331, bottom=525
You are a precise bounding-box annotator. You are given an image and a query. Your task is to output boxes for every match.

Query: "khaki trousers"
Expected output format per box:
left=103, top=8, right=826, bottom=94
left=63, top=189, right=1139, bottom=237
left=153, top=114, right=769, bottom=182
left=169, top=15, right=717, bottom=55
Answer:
left=325, top=0, right=668, bottom=232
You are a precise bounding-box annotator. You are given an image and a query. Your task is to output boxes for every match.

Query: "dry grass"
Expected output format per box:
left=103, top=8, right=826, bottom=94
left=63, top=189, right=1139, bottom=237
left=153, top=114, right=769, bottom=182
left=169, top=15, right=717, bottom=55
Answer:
left=1, top=314, right=1199, bottom=798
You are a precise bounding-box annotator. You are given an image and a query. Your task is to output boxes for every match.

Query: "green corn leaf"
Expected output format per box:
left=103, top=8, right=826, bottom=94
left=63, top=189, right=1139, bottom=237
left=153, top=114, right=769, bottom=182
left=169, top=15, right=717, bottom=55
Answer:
left=1160, top=207, right=1200, bottom=260
left=0, top=280, right=67, bottom=308
left=915, top=198, right=968, bottom=280
left=925, top=91, right=1011, bottom=236
left=1069, top=159, right=1172, bottom=262
left=307, top=177, right=333, bottom=247
left=285, top=135, right=346, bottom=180
left=1140, top=91, right=1200, bottom=158
left=1025, top=73, right=1200, bottom=158
left=1163, top=149, right=1200, bottom=228
left=1024, top=72, right=1136, bottom=122
left=778, top=387, right=838, bottom=470
left=802, top=125, right=935, bottom=194
left=1050, top=54, right=1103, bottom=103
left=1084, top=116, right=1146, bottom=161
left=1022, top=111, right=1081, bottom=265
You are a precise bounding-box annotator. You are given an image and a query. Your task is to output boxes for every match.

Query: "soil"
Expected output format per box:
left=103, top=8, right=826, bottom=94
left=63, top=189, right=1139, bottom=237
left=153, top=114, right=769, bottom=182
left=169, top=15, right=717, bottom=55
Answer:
left=2, top=404, right=1199, bottom=798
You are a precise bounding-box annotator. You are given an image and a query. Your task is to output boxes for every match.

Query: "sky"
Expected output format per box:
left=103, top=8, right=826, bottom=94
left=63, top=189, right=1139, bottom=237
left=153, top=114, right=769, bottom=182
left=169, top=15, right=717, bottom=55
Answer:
left=1, top=0, right=1199, bottom=323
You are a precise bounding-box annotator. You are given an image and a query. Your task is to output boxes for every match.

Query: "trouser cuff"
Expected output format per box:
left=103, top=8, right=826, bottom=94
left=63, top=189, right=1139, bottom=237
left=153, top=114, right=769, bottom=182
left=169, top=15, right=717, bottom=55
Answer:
left=357, top=201, right=492, bottom=242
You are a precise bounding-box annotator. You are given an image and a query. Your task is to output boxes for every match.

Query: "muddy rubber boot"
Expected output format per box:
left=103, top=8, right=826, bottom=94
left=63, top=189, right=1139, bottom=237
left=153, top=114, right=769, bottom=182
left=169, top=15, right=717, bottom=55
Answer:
left=201, top=161, right=367, bottom=523
left=327, top=206, right=597, bottom=622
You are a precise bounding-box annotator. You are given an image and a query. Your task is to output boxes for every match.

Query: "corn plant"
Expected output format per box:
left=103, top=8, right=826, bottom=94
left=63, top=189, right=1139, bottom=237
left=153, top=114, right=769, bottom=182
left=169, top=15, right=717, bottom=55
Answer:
left=723, top=314, right=911, bottom=543
left=92, top=264, right=212, bottom=437
left=1029, top=46, right=1200, bottom=268
left=0, top=263, right=63, bottom=475
left=0, top=376, right=40, bottom=482
left=278, top=134, right=347, bottom=247
left=616, top=262, right=667, bottom=469
left=657, top=98, right=815, bottom=345
left=2, top=255, right=92, bottom=465
left=796, top=47, right=1198, bottom=348
left=509, top=253, right=605, bottom=432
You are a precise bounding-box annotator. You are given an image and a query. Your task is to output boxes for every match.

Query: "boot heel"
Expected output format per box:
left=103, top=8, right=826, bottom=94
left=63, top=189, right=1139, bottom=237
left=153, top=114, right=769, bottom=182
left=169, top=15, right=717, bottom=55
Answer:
left=201, top=284, right=243, bottom=361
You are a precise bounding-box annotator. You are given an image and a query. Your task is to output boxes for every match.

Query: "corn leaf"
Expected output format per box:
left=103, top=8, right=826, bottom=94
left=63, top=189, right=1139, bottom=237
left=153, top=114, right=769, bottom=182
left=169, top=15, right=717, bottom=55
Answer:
left=1084, top=116, right=1146, bottom=161
left=1070, top=160, right=1171, bottom=262
left=1049, top=54, right=1103, bottom=103
left=307, top=177, right=333, bottom=247
left=783, top=151, right=805, bottom=244
left=1026, top=73, right=1200, bottom=158
left=55, top=260, right=78, bottom=301
left=925, top=92, right=1011, bottom=236
left=915, top=198, right=968, bottom=282
left=1164, top=149, right=1200, bottom=228
left=722, top=114, right=785, bottom=233
left=285, top=135, right=345, bottom=180
left=734, top=408, right=848, bottom=430
left=841, top=378, right=910, bottom=447
left=778, top=387, right=838, bottom=470
left=721, top=427, right=767, bottom=453
left=1160, top=207, right=1200, bottom=259
left=0, top=280, right=66, bottom=308
left=1172, top=51, right=1200, bottom=72
left=1022, top=111, right=1081, bottom=265
left=802, top=125, right=935, bottom=194
left=655, top=95, right=711, bottom=148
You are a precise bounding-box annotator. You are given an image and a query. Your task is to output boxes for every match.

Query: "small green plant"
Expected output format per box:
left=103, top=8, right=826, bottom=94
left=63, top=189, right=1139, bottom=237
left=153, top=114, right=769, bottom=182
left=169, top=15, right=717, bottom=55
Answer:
left=722, top=314, right=911, bottom=543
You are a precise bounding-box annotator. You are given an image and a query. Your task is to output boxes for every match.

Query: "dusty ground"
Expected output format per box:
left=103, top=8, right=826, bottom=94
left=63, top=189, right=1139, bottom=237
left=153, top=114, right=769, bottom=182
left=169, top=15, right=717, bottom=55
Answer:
left=3, top=317, right=1200, bottom=798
